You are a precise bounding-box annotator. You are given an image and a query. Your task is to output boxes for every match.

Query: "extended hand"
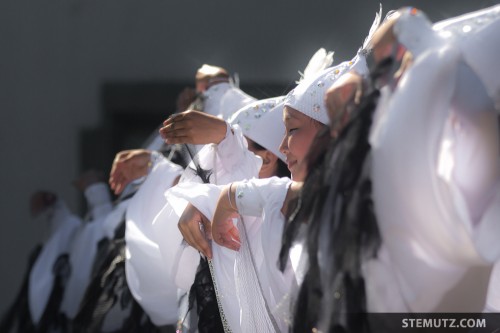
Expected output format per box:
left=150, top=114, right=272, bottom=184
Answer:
left=178, top=203, right=213, bottom=259
left=159, top=110, right=227, bottom=145
left=109, top=149, right=152, bottom=195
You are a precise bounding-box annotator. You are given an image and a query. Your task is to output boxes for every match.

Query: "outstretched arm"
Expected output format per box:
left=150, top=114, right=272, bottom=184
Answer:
left=159, top=110, right=228, bottom=145
left=108, top=149, right=152, bottom=195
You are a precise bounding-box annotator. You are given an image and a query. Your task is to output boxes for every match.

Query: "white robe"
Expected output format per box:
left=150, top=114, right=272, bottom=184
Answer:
left=170, top=177, right=295, bottom=333
left=60, top=183, right=113, bottom=319
left=233, top=177, right=295, bottom=333
left=367, top=8, right=500, bottom=312
left=28, top=199, right=81, bottom=324
left=125, top=155, right=183, bottom=325
left=129, top=124, right=261, bottom=326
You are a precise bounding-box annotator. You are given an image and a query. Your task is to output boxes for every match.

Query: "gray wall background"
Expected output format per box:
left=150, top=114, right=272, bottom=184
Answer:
left=0, top=0, right=497, bottom=315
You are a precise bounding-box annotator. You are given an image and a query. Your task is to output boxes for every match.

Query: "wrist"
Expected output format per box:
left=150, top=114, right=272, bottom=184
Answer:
left=227, top=183, right=238, bottom=212
left=214, top=121, right=230, bottom=144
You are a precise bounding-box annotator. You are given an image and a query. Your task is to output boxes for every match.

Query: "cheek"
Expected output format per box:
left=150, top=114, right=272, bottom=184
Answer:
left=297, top=127, right=320, bottom=161
left=288, top=134, right=310, bottom=162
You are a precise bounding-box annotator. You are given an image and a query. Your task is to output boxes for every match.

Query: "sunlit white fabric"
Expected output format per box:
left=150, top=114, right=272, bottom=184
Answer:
left=125, top=156, right=183, bottom=325
left=28, top=200, right=81, bottom=323
left=369, top=11, right=500, bottom=311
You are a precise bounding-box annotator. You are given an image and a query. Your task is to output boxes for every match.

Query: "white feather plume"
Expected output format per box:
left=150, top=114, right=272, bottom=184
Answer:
left=297, top=48, right=334, bottom=83
left=361, top=4, right=383, bottom=52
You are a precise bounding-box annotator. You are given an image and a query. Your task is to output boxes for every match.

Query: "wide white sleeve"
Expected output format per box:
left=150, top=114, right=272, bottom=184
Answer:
left=460, top=17, right=500, bottom=109
left=124, top=153, right=184, bottom=326
left=484, top=261, right=500, bottom=312
left=234, top=177, right=292, bottom=218
left=168, top=182, right=222, bottom=222
left=214, top=125, right=262, bottom=183
left=371, top=45, right=499, bottom=312
left=179, top=125, right=262, bottom=186
left=84, top=183, right=113, bottom=220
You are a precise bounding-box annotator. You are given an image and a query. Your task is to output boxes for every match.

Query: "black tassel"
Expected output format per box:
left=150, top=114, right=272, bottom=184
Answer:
left=0, top=245, right=41, bottom=333
left=184, top=144, right=213, bottom=184
left=37, top=254, right=71, bottom=333
left=182, top=143, right=224, bottom=333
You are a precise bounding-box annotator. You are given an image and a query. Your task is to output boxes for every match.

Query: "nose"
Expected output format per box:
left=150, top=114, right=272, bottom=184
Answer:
left=279, top=134, right=288, bottom=155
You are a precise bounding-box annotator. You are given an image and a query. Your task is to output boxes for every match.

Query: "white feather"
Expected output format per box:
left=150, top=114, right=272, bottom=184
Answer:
left=361, top=4, right=383, bottom=51
left=297, top=48, right=334, bottom=83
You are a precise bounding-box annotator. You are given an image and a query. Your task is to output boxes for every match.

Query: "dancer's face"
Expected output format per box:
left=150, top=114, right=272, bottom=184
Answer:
left=279, top=106, right=322, bottom=181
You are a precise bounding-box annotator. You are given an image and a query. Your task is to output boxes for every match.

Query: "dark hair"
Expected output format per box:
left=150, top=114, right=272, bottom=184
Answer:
left=280, top=87, right=382, bottom=333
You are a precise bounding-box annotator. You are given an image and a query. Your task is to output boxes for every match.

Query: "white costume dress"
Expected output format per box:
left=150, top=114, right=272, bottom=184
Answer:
left=124, top=153, right=184, bottom=325
left=170, top=99, right=294, bottom=333
left=128, top=97, right=281, bottom=330
left=59, top=183, right=113, bottom=319
left=367, top=6, right=500, bottom=312
left=150, top=123, right=262, bottom=327
left=28, top=199, right=81, bottom=324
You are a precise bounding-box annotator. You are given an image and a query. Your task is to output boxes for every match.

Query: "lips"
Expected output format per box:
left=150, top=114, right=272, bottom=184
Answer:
left=286, top=160, right=297, bottom=170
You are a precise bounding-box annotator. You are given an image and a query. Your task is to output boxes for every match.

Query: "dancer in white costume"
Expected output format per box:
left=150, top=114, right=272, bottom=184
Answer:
left=153, top=48, right=337, bottom=332
left=136, top=97, right=284, bottom=329
left=174, top=97, right=289, bottom=333
left=28, top=175, right=112, bottom=330
left=27, top=194, right=81, bottom=329
left=124, top=84, right=258, bottom=329
left=126, top=48, right=332, bottom=331
left=199, top=55, right=373, bottom=332
left=59, top=173, right=114, bottom=321
left=367, top=5, right=500, bottom=313
left=272, top=6, right=500, bottom=332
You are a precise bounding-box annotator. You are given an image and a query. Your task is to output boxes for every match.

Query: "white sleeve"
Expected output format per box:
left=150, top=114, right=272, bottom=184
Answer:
left=84, top=183, right=113, bottom=220
left=484, top=261, right=500, bottom=312
left=178, top=125, right=261, bottom=186
left=168, top=182, right=222, bottom=222
left=235, top=177, right=292, bottom=217
left=216, top=124, right=262, bottom=177
left=461, top=17, right=500, bottom=109
left=124, top=155, right=185, bottom=326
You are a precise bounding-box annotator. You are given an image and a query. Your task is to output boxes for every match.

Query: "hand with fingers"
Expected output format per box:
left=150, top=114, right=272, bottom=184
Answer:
left=159, top=110, right=228, bottom=145
left=212, top=183, right=241, bottom=252
left=178, top=203, right=214, bottom=259
left=109, top=149, right=152, bottom=195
